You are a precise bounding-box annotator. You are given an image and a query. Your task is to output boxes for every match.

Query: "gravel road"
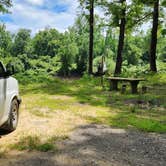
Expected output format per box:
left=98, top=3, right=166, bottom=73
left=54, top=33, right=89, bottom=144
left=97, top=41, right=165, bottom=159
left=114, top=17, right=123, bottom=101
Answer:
left=0, top=124, right=166, bottom=166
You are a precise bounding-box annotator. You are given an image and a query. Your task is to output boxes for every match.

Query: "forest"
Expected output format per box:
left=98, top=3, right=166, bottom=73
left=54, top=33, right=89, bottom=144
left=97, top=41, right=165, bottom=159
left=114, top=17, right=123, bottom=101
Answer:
left=0, top=0, right=165, bottom=78
left=0, top=0, right=166, bottom=166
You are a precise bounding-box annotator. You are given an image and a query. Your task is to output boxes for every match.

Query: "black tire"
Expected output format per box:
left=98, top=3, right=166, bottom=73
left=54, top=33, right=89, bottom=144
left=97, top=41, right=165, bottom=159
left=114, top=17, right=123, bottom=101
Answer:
left=1, top=99, right=19, bottom=134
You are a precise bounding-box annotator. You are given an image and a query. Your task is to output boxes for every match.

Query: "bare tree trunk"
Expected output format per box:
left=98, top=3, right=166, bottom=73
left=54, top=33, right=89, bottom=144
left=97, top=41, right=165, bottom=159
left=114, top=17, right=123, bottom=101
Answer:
left=114, top=0, right=126, bottom=76
left=149, top=0, right=159, bottom=72
left=88, top=0, right=94, bottom=75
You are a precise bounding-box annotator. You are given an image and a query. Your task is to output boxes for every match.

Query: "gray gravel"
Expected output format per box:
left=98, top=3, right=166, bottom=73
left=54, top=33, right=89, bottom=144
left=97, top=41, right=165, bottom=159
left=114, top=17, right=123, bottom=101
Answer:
left=0, top=124, right=166, bottom=166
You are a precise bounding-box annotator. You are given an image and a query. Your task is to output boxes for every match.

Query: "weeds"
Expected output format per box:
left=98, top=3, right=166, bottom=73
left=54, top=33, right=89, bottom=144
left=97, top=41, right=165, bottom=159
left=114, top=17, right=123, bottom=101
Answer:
left=18, top=74, right=166, bottom=133
left=1, top=73, right=165, bottom=155
left=9, top=135, right=57, bottom=152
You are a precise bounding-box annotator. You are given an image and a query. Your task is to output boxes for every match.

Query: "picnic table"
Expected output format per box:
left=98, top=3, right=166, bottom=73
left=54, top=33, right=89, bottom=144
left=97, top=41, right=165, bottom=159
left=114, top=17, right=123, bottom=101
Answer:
left=107, top=77, right=145, bottom=94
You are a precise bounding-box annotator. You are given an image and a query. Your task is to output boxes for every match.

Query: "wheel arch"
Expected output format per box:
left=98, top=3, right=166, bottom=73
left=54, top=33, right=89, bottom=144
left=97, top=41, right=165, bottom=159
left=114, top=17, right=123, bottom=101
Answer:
left=6, top=94, right=21, bottom=119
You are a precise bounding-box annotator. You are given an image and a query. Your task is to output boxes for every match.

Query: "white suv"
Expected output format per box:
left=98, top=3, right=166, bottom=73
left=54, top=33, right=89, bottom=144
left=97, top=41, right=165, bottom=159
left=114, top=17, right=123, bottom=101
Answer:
left=0, top=61, right=21, bottom=134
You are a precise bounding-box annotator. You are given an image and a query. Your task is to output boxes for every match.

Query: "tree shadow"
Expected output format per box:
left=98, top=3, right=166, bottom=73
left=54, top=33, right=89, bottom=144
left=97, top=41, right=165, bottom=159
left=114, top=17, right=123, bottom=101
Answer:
left=20, top=77, right=109, bottom=107
left=1, top=124, right=165, bottom=166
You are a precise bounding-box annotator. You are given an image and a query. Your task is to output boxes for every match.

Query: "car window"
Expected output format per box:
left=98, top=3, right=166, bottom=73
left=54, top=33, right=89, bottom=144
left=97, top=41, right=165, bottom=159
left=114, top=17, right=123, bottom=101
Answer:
left=0, top=62, right=5, bottom=77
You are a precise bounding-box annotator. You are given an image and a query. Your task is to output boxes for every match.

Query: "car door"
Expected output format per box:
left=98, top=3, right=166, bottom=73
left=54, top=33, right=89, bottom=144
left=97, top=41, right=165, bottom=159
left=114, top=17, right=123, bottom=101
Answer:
left=0, top=62, right=6, bottom=121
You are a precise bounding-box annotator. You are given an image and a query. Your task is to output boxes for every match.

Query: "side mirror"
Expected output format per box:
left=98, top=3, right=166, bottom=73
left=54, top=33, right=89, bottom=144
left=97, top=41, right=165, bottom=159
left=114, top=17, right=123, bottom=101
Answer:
left=5, top=63, right=15, bottom=76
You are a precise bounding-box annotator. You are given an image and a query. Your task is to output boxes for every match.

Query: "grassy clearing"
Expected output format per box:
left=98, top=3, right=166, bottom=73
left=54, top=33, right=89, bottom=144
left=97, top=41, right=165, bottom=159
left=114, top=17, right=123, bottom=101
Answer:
left=0, top=73, right=165, bottom=155
left=9, top=135, right=68, bottom=152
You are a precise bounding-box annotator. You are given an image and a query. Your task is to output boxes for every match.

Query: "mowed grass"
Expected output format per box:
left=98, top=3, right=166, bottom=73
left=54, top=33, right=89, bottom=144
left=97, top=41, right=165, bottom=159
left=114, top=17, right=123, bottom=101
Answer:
left=0, top=74, right=165, bottom=156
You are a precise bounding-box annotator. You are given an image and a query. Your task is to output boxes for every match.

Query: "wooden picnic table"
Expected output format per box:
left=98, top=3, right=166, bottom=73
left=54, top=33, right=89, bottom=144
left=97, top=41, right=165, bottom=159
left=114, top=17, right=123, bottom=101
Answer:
left=107, top=77, right=145, bottom=94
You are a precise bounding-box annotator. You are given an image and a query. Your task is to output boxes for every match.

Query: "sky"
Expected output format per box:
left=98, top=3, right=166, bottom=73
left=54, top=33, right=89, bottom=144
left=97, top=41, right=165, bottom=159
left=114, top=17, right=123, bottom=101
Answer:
left=0, top=0, right=154, bottom=35
left=0, top=0, right=79, bottom=34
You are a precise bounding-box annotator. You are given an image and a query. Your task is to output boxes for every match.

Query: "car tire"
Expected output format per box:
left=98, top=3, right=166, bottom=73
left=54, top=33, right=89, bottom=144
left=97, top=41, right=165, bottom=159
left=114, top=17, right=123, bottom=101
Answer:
left=0, top=99, right=19, bottom=135
left=8, top=99, right=19, bottom=131
left=3, top=99, right=19, bottom=132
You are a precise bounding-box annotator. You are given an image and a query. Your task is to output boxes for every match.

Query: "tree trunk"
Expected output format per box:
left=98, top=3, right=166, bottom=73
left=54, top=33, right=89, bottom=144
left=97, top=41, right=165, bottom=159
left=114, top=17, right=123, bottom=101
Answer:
left=149, top=0, right=159, bottom=72
left=114, top=0, right=126, bottom=76
left=88, top=0, right=94, bottom=75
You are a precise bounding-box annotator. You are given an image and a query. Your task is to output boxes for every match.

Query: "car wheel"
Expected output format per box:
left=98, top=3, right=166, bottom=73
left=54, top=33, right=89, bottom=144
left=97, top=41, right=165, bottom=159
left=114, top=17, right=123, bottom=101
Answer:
left=0, top=99, right=19, bottom=135
left=8, top=99, right=19, bottom=131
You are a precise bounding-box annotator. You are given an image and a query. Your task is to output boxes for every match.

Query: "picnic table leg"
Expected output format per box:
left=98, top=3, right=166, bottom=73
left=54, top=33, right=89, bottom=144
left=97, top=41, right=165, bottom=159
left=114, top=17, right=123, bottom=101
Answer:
left=110, top=80, right=118, bottom=91
left=130, top=81, right=139, bottom=94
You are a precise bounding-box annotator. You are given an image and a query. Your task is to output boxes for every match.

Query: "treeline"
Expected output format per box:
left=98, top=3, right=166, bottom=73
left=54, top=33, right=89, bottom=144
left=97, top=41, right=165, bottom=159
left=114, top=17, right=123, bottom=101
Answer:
left=0, top=0, right=166, bottom=77
left=80, top=0, right=166, bottom=75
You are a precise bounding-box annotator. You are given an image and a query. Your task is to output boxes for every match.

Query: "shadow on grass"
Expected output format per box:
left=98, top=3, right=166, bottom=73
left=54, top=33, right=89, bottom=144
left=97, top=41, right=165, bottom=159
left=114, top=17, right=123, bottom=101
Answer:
left=1, top=124, right=166, bottom=166
left=82, top=107, right=166, bottom=133
left=19, top=76, right=166, bottom=133
left=20, top=76, right=166, bottom=108
left=9, top=135, right=68, bottom=152
left=20, top=77, right=109, bottom=107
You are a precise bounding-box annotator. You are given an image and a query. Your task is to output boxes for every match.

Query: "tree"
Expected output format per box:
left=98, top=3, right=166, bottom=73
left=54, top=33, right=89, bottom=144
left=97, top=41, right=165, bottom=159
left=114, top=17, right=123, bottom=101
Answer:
left=89, top=0, right=94, bottom=74
left=33, top=28, right=61, bottom=57
left=140, top=0, right=166, bottom=72
left=71, top=14, right=106, bottom=75
left=123, top=36, right=142, bottom=65
left=0, top=0, right=12, bottom=13
left=0, top=24, right=12, bottom=57
left=0, top=0, right=12, bottom=57
left=58, top=32, right=78, bottom=76
left=71, top=15, right=89, bottom=74
left=101, top=0, right=152, bottom=75
left=149, top=0, right=159, bottom=72
left=12, top=29, right=31, bottom=56
left=79, top=0, right=95, bottom=75
left=114, top=0, right=126, bottom=75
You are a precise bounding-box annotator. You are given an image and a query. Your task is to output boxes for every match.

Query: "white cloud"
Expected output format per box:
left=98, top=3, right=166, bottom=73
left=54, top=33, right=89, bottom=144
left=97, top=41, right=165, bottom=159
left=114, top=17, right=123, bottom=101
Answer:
left=4, top=0, right=79, bottom=34
left=25, top=0, right=44, bottom=6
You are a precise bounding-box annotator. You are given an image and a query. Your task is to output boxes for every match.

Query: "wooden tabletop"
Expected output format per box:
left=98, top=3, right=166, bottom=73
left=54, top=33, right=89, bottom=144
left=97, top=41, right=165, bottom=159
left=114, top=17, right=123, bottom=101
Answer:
left=106, top=77, right=145, bottom=81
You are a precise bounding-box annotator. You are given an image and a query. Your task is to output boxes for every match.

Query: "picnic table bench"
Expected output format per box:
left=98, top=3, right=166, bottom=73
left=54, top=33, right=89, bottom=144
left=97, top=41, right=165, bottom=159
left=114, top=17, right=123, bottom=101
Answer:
left=107, top=77, right=145, bottom=94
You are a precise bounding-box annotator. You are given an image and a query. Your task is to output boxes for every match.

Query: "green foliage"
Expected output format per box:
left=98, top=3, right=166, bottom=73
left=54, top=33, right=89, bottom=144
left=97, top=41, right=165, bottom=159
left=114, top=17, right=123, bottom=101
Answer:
left=123, top=36, right=143, bottom=65
left=158, top=34, right=166, bottom=62
left=0, top=25, right=12, bottom=57
left=10, top=135, right=56, bottom=152
left=12, top=29, right=31, bottom=56
left=72, top=15, right=89, bottom=74
left=146, top=72, right=166, bottom=85
left=16, top=73, right=166, bottom=133
left=58, top=32, right=79, bottom=76
left=120, top=61, right=166, bottom=78
left=0, top=0, right=12, bottom=13
left=33, top=28, right=61, bottom=57
left=0, top=1, right=165, bottom=76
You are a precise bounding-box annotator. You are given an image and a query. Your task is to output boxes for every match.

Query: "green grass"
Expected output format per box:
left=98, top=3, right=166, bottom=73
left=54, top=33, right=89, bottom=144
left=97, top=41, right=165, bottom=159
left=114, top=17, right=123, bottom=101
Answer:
left=112, top=113, right=166, bottom=133
left=1, top=72, right=164, bottom=155
left=9, top=135, right=57, bottom=152
left=17, top=73, right=166, bottom=133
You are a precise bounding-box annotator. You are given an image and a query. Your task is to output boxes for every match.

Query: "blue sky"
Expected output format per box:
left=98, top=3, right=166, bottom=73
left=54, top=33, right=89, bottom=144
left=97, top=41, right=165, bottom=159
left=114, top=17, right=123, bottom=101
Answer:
left=0, top=0, right=79, bottom=34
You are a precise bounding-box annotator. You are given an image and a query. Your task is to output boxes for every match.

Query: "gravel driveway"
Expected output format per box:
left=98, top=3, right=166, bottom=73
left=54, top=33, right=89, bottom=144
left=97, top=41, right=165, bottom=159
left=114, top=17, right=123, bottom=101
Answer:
left=0, top=124, right=166, bottom=166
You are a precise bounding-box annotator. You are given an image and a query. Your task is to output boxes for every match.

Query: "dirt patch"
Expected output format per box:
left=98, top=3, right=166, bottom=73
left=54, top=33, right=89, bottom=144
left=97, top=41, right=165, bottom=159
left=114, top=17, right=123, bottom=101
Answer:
left=49, top=95, right=74, bottom=100
left=0, top=124, right=165, bottom=166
